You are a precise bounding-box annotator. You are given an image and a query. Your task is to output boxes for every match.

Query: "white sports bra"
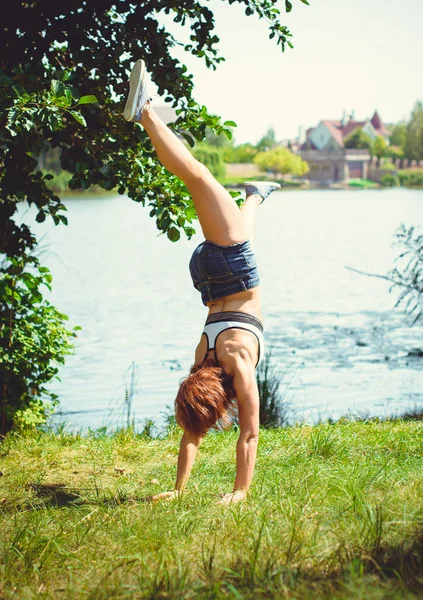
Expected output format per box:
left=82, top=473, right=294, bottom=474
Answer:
left=202, top=311, right=265, bottom=367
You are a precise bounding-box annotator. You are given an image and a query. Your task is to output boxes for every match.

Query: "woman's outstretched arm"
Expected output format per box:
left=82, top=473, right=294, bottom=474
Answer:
left=146, top=431, right=203, bottom=502
left=175, top=431, right=204, bottom=491
left=218, top=357, right=260, bottom=506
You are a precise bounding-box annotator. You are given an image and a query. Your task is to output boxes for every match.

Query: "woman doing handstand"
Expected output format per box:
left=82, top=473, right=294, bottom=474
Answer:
left=124, top=60, right=280, bottom=506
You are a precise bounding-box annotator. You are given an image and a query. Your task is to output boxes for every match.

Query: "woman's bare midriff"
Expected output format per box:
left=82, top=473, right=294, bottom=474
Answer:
left=206, top=286, right=262, bottom=320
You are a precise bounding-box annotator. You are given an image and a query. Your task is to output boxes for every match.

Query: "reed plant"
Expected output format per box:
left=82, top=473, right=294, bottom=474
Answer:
left=1, top=419, right=423, bottom=599
left=256, top=352, right=291, bottom=428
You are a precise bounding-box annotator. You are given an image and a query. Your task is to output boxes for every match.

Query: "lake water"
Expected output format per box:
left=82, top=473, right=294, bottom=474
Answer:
left=25, top=188, right=423, bottom=430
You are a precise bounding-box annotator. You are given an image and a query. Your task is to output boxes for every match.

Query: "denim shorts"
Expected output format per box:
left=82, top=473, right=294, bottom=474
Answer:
left=189, top=239, right=260, bottom=305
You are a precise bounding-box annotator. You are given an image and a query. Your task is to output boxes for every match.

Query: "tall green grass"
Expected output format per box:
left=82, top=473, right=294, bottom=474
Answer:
left=1, top=420, right=423, bottom=598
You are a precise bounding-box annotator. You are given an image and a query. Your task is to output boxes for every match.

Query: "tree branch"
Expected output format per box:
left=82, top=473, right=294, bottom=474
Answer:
left=345, top=266, right=411, bottom=289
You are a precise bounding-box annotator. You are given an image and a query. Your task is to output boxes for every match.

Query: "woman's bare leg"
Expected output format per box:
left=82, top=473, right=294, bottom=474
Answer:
left=239, top=193, right=261, bottom=247
left=140, top=107, right=247, bottom=246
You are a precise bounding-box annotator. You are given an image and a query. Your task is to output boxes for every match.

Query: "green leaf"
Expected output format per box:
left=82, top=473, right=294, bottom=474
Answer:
left=23, top=118, right=34, bottom=131
left=76, top=95, right=98, bottom=105
left=180, top=132, right=195, bottom=148
left=185, top=226, right=196, bottom=238
left=167, top=226, right=181, bottom=242
left=51, top=79, right=64, bottom=96
left=223, top=120, right=237, bottom=127
left=69, top=111, right=87, bottom=127
left=285, top=0, right=293, bottom=12
left=159, top=216, right=171, bottom=230
left=12, top=85, right=25, bottom=97
left=299, top=0, right=310, bottom=4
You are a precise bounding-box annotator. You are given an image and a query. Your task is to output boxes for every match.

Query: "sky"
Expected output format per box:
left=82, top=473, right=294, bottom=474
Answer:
left=155, top=0, right=423, bottom=144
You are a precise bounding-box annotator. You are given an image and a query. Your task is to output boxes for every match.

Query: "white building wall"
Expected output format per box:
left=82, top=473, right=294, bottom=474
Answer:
left=309, top=122, right=334, bottom=150
left=362, top=121, right=377, bottom=140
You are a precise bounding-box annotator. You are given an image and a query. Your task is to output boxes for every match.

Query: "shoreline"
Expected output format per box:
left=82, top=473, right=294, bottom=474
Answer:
left=53, top=182, right=423, bottom=197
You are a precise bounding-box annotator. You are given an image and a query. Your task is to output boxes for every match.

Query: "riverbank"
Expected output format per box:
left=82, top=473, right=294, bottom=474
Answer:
left=1, top=419, right=423, bottom=599
left=46, top=167, right=380, bottom=195
left=48, top=173, right=423, bottom=195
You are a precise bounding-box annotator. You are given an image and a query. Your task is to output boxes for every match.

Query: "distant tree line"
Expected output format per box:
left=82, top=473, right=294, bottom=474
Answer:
left=192, top=126, right=309, bottom=179
left=195, top=100, right=423, bottom=180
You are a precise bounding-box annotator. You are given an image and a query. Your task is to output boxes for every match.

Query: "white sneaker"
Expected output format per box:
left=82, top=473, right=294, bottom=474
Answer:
left=244, top=181, right=281, bottom=203
left=123, top=59, right=151, bottom=122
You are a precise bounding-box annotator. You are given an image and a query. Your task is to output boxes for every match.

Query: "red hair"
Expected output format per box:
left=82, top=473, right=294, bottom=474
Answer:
left=174, top=358, right=236, bottom=436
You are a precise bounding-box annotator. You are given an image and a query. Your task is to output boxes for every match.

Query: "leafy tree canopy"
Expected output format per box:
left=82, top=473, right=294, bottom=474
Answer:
left=404, top=101, right=423, bottom=162
left=372, top=135, right=388, bottom=159
left=344, top=127, right=373, bottom=151
left=202, top=127, right=234, bottom=148
left=254, top=146, right=309, bottom=178
left=387, top=102, right=423, bottom=162
left=223, top=142, right=259, bottom=164
left=389, top=121, right=407, bottom=149
left=1, top=0, right=307, bottom=255
left=256, top=126, right=277, bottom=152
left=192, top=144, right=226, bottom=178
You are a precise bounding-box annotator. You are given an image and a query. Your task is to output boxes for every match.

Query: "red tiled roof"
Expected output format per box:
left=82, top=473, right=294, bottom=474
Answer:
left=306, top=111, right=390, bottom=148
left=371, top=111, right=390, bottom=137
left=341, top=120, right=366, bottom=138
left=322, top=120, right=344, bottom=147
left=371, top=111, right=382, bottom=129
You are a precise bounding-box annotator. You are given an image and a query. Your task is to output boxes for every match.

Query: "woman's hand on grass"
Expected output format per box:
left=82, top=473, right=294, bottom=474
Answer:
left=144, top=490, right=180, bottom=502
left=217, top=489, right=247, bottom=506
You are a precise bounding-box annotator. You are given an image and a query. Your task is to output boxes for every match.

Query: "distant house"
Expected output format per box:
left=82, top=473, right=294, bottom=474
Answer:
left=299, top=111, right=390, bottom=183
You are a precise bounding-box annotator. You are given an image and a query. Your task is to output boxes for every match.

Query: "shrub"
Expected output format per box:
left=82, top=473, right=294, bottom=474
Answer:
left=192, top=145, right=226, bottom=178
left=380, top=173, right=399, bottom=187
left=0, top=255, right=78, bottom=432
left=398, top=169, right=423, bottom=187
left=380, top=158, right=396, bottom=171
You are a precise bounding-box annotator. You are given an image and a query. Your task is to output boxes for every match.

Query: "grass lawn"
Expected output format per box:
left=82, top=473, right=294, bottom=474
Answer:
left=348, top=179, right=380, bottom=189
left=1, top=420, right=423, bottom=599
